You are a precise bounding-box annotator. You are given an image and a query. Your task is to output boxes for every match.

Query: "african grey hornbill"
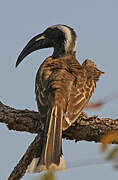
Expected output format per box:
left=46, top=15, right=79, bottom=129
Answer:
left=16, top=24, right=104, bottom=172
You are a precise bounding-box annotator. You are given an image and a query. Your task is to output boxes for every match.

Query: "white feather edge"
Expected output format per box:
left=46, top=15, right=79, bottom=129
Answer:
left=27, top=157, right=39, bottom=173
left=27, top=155, right=66, bottom=173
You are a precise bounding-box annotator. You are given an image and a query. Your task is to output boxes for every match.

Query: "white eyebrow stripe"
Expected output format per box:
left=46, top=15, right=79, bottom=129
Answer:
left=51, top=25, right=72, bottom=52
left=58, top=25, right=72, bottom=52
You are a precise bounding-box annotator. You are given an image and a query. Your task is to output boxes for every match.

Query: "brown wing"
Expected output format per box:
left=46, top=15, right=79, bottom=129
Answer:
left=63, top=64, right=96, bottom=130
left=35, top=57, right=54, bottom=121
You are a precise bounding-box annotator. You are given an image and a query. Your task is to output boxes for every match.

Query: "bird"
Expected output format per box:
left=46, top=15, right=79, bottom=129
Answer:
left=16, top=24, right=104, bottom=173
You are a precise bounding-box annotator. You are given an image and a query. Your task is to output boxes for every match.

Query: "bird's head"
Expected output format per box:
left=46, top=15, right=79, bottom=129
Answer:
left=16, top=24, right=77, bottom=67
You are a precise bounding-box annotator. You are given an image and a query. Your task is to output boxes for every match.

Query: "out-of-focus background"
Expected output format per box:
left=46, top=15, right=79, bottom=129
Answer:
left=1, top=0, right=118, bottom=179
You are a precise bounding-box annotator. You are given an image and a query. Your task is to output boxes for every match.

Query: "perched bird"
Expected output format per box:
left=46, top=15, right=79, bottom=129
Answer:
left=16, top=24, right=104, bottom=172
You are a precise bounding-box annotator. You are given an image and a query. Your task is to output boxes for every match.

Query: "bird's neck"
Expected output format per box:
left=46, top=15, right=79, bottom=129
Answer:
left=52, top=45, right=76, bottom=59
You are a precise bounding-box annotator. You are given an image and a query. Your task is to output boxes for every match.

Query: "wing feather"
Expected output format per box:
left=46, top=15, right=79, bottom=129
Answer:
left=63, top=67, right=96, bottom=130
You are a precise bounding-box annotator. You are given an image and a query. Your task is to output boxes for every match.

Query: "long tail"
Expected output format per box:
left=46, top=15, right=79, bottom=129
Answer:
left=28, top=105, right=66, bottom=172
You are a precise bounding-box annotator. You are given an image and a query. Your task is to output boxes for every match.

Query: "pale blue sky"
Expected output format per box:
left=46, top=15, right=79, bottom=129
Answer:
left=1, top=0, right=118, bottom=179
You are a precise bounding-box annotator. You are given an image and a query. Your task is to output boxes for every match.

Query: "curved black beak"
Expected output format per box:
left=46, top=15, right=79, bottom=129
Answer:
left=16, top=33, right=51, bottom=67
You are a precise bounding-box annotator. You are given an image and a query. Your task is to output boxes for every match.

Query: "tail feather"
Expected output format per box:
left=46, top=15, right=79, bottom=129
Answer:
left=43, top=105, right=58, bottom=166
left=28, top=105, right=66, bottom=173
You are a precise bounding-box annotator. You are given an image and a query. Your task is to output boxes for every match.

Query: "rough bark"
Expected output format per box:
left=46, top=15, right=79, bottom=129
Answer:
left=0, top=101, right=118, bottom=180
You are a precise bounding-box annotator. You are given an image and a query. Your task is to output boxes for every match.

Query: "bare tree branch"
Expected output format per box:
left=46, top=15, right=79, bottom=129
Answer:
left=0, top=100, right=118, bottom=180
left=1, top=101, right=118, bottom=142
